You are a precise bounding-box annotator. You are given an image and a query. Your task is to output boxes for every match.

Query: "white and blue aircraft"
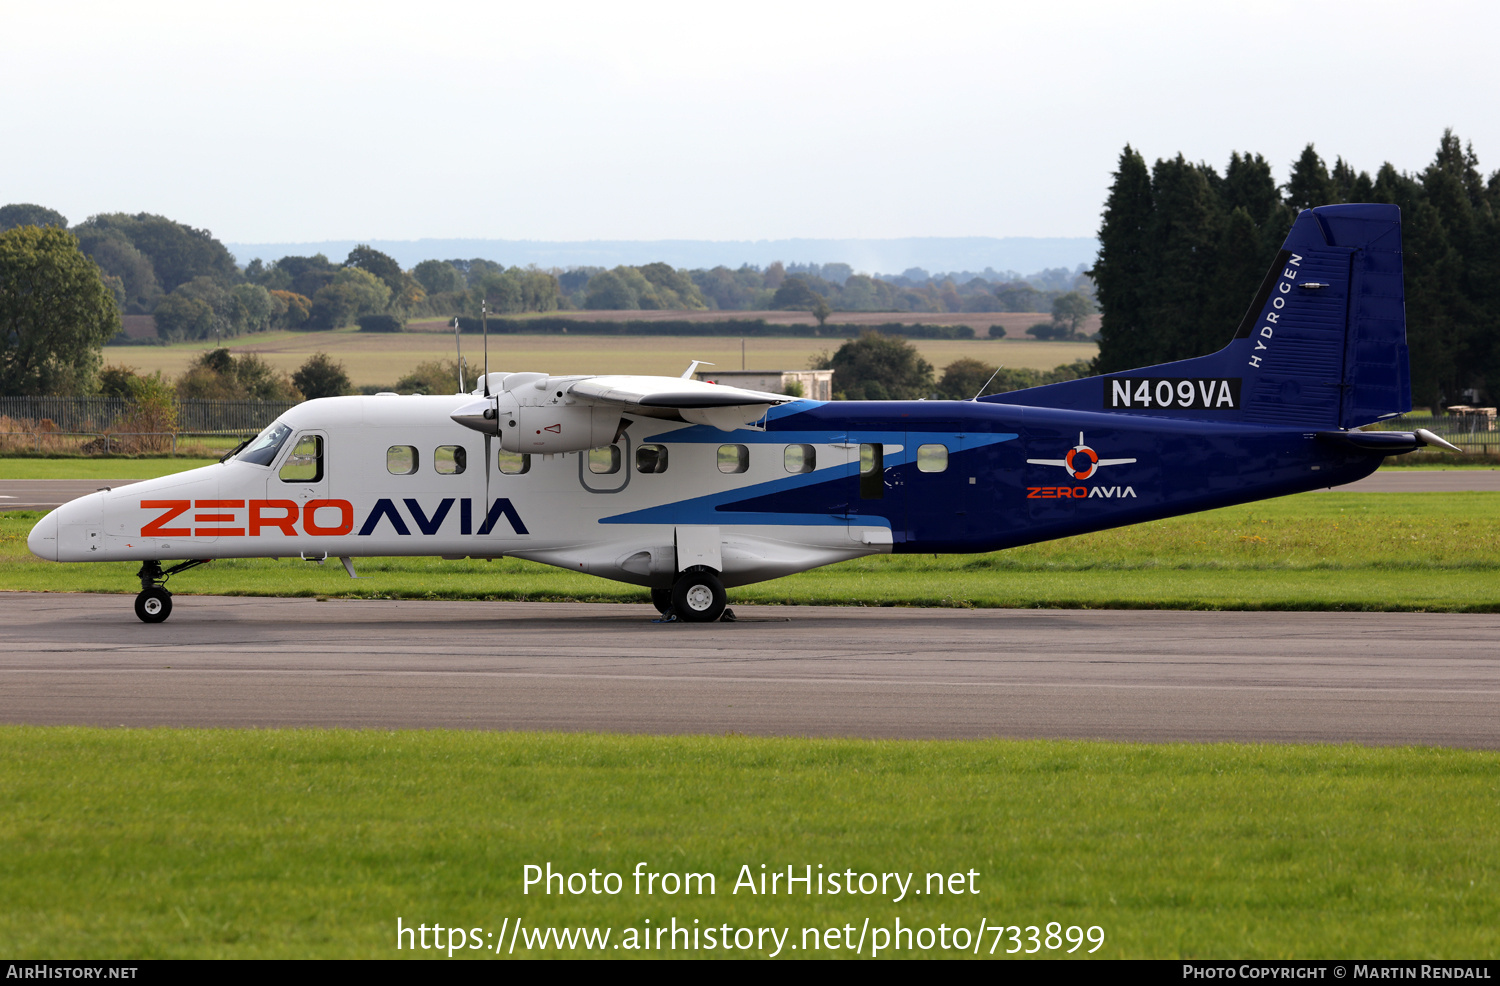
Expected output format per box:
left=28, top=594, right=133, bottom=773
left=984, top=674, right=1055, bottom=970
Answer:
left=27, top=204, right=1457, bottom=623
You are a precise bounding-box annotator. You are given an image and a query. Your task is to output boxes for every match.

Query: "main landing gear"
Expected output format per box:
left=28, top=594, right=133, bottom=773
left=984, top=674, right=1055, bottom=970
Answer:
left=654, top=567, right=733, bottom=623
left=134, top=559, right=211, bottom=624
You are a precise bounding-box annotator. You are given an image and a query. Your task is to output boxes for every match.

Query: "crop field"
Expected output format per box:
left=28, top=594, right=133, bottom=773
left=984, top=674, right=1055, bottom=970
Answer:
left=1, top=727, right=1494, bottom=958
left=4, top=491, right=1497, bottom=611
left=103, top=327, right=1098, bottom=388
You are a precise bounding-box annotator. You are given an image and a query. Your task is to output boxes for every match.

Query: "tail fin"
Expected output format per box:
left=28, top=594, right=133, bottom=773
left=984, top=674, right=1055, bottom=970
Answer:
left=987, top=203, right=1410, bottom=430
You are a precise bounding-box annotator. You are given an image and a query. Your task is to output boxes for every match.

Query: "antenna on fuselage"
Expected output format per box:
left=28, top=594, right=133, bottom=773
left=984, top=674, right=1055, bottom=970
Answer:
left=970, top=365, right=1003, bottom=401
left=453, top=317, right=466, bottom=393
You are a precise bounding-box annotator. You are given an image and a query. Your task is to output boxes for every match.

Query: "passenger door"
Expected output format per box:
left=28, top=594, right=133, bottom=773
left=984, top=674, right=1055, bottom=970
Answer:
left=904, top=432, right=970, bottom=546
left=847, top=438, right=903, bottom=545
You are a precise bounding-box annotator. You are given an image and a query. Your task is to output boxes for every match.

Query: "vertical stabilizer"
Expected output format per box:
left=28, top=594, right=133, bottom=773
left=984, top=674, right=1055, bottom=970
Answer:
left=987, top=203, right=1410, bottom=429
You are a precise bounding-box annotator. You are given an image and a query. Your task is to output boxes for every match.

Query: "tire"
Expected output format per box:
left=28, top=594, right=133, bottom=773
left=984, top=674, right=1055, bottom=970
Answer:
left=135, top=587, right=172, bottom=624
left=650, top=586, right=673, bottom=616
left=671, top=570, right=726, bottom=623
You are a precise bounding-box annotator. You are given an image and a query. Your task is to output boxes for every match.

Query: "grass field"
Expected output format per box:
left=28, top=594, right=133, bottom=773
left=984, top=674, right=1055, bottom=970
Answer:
left=0, top=457, right=220, bottom=479
left=5, top=491, right=1497, bottom=611
left=1, top=727, right=1494, bottom=958
left=103, top=328, right=1097, bottom=387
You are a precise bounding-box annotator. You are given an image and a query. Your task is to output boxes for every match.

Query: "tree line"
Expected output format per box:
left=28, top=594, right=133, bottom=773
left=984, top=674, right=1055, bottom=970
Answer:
left=0, top=202, right=1098, bottom=397
left=810, top=332, right=1092, bottom=401
left=565, top=260, right=1090, bottom=316
left=1092, top=130, right=1500, bottom=409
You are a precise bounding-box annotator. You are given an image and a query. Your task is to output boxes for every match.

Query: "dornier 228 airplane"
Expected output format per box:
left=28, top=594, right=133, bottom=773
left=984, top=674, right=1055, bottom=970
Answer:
left=28, top=203, right=1458, bottom=623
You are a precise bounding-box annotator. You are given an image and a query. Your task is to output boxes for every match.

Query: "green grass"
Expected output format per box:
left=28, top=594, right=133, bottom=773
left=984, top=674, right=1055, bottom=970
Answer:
left=1, top=727, right=1494, bottom=958
left=0, top=457, right=218, bottom=479
left=4, top=491, right=1498, bottom=611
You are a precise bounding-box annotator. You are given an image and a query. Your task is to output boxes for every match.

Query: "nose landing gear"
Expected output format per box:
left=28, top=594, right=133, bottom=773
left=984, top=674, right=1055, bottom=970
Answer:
left=134, top=559, right=212, bottom=623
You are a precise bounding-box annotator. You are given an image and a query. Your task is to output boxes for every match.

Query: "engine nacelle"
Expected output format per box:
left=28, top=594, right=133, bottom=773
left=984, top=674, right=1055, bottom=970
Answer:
left=450, top=380, right=624, bottom=453
left=497, top=395, right=621, bottom=454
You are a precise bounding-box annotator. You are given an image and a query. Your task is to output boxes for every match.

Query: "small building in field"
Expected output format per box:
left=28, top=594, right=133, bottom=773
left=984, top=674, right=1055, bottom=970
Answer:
left=694, top=369, right=834, bottom=402
left=1445, top=405, right=1497, bottom=431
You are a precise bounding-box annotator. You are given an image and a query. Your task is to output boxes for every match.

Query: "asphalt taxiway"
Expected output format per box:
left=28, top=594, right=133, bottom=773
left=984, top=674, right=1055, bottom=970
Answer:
left=2, top=592, right=1496, bottom=748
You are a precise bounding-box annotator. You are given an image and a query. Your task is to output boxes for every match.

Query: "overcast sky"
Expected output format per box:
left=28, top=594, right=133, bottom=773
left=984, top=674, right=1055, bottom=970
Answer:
left=3, top=0, right=1494, bottom=245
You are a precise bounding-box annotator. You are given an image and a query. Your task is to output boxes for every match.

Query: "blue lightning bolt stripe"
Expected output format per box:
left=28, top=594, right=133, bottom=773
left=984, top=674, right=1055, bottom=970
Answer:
left=602, top=431, right=1017, bottom=526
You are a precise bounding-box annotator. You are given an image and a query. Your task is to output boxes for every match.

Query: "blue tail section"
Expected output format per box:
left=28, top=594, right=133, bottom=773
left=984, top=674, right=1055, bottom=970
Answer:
left=987, top=203, right=1409, bottom=430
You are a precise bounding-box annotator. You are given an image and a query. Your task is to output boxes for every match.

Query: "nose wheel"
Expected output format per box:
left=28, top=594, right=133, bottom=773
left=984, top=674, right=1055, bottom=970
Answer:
left=132, top=558, right=211, bottom=623
left=134, top=586, right=172, bottom=624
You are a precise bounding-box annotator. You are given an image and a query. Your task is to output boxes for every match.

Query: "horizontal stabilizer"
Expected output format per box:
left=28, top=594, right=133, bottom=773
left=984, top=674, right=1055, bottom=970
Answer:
left=1316, top=428, right=1464, bottom=456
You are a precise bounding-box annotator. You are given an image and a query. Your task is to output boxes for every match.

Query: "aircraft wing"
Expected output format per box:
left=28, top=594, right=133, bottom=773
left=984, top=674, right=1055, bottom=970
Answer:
left=568, top=375, right=793, bottom=431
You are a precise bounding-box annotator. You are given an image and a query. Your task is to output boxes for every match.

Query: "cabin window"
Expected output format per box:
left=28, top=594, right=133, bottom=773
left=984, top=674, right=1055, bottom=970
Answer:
left=497, top=450, right=530, bottom=475
left=238, top=422, right=292, bottom=467
left=435, top=445, right=467, bottom=475
left=636, top=444, right=668, bottom=474
left=279, top=434, right=323, bottom=482
left=386, top=445, right=417, bottom=475
left=588, top=445, right=621, bottom=475
left=718, top=444, right=749, bottom=474
left=917, top=444, right=949, bottom=473
left=784, top=444, right=815, bottom=473
left=859, top=442, right=883, bottom=499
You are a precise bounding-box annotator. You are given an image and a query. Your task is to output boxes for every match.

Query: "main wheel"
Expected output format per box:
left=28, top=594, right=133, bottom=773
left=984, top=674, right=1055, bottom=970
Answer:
left=134, top=587, right=172, bottom=624
left=650, top=586, right=673, bottom=615
left=671, top=570, right=726, bottom=623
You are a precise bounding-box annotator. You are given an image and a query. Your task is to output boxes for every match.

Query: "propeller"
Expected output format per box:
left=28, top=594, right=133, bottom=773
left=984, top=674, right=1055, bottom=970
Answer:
left=453, top=317, right=466, bottom=393
left=482, top=302, right=492, bottom=509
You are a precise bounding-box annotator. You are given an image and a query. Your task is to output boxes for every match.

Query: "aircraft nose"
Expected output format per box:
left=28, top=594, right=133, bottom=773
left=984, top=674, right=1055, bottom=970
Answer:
left=27, top=509, right=59, bottom=561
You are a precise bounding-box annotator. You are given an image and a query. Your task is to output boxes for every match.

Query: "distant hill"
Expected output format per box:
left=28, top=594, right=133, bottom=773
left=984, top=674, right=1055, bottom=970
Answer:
left=224, top=236, right=1099, bottom=276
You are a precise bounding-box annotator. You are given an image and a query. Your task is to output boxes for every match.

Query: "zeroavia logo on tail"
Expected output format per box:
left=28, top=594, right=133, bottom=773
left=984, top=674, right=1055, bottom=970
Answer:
left=1025, top=433, right=1138, bottom=499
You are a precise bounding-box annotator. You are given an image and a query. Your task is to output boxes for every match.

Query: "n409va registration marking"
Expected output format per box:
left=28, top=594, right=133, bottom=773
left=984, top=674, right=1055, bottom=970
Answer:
left=1106, top=377, right=1240, bottom=410
left=139, top=498, right=529, bottom=538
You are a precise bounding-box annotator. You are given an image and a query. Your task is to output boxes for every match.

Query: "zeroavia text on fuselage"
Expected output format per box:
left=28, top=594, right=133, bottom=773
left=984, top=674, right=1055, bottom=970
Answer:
left=28, top=204, right=1457, bottom=623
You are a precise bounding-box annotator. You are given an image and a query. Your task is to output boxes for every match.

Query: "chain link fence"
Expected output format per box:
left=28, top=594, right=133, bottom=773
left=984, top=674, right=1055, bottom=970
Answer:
left=0, top=397, right=299, bottom=455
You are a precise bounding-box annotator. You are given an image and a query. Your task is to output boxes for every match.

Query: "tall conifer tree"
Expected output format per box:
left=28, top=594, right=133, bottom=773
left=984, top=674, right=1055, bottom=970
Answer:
left=1285, top=144, right=1338, bottom=209
left=1091, top=146, right=1155, bottom=373
left=1141, top=154, right=1222, bottom=361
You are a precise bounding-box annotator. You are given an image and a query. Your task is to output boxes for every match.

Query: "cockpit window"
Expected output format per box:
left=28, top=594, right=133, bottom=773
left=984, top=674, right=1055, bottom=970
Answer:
left=237, top=422, right=292, bottom=466
left=280, top=435, right=324, bottom=482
